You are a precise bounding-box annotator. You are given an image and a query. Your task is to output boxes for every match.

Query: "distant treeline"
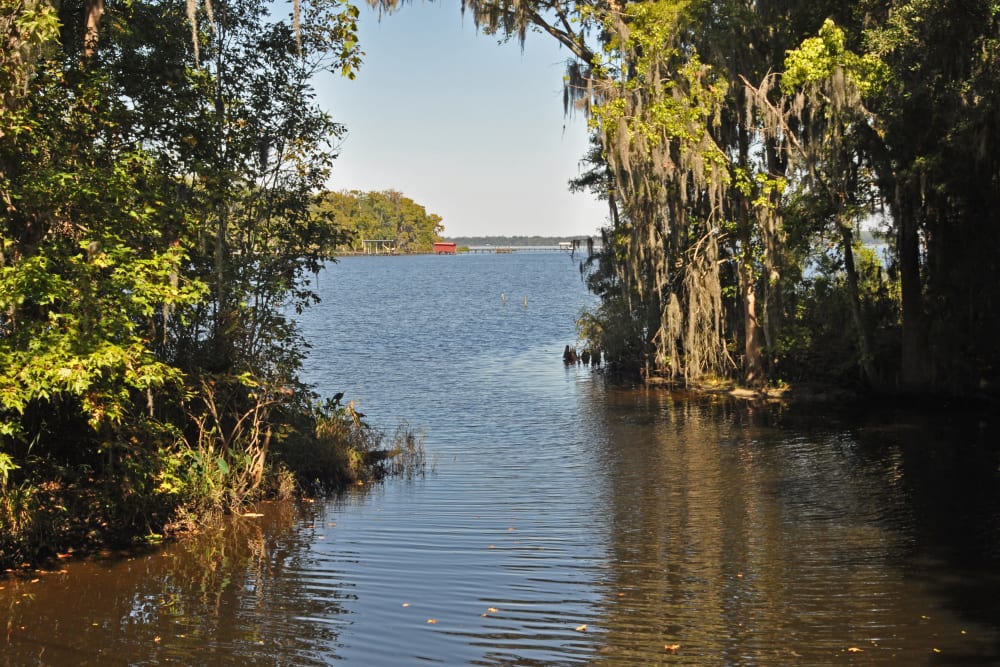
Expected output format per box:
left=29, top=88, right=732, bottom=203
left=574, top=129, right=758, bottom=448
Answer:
left=445, top=235, right=596, bottom=247
left=445, top=233, right=887, bottom=249
left=316, top=189, right=445, bottom=253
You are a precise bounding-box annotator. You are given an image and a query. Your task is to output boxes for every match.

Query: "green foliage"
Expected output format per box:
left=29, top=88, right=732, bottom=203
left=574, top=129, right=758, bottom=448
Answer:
left=0, top=451, right=15, bottom=487
left=576, top=299, right=646, bottom=379
left=777, top=240, right=900, bottom=385
left=367, top=0, right=1000, bottom=399
left=782, top=19, right=889, bottom=98
left=0, top=0, right=394, bottom=570
left=272, top=393, right=425, bottom=493
left=313, top=189, right=445, bottom=253
left=1, top=60, right=206, bottom=444
left=0, top=0, right=60, bottom=124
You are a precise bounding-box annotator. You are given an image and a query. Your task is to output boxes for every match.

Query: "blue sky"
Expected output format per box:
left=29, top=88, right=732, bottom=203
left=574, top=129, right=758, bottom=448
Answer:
left=314, top=2, right=607, bottom=238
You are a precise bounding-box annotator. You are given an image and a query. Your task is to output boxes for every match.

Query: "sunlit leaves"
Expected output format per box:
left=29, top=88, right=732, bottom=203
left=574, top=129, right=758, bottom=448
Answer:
left=0, top=234, right=199, bottom=432
left=0, top=450, right=17, bottom=487
left=0, top=0, right=61, bottom=124
left=313, top=189, right=445, bottom=253
left=782, top=19, right=889, bottom=99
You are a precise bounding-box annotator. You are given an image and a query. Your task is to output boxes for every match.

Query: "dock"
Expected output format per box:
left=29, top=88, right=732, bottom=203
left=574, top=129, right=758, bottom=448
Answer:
left=466, top=245, right=580, bottom=254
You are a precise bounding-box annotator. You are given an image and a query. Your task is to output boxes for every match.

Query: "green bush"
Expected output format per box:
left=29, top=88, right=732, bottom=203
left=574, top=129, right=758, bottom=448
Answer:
left=271, top=394, right=426, bottom=495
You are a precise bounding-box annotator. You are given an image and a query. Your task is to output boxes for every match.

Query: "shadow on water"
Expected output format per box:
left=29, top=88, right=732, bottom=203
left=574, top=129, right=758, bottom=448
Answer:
left=1, top=501, right=352, bottom=666
left=576, top=387, right=1000, bottom=665
left=850, top=409, right=1000, bottom=663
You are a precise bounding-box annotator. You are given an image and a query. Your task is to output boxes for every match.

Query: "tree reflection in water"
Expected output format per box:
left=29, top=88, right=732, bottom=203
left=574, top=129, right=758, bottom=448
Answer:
left=1, top=501, right=351, bottom=666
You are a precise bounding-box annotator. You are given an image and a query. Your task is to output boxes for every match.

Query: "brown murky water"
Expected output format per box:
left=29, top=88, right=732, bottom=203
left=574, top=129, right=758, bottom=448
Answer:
left=4, top=254, right=998, bottom=665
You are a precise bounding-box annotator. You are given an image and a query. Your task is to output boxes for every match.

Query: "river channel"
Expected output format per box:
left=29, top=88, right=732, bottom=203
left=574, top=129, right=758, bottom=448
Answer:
left=2, top=252, right=999, bottom=665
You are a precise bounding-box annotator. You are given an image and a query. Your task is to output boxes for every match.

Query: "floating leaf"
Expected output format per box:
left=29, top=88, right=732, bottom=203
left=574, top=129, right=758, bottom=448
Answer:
left=401, top=603, right=410, bottom=608
left=847, top=647, right=864, bottom=653
left=487, top=607, right=498, bottom=613
left=426, top=619, right=437, bottom=624
left=664, top=644, right=681, bottom=653
left=575, top=624, right=587, bottom=632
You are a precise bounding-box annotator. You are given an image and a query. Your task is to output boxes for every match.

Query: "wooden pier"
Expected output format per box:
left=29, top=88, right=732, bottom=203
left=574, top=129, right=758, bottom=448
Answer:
left=360, top=239, right=397, bottom=255
left=466, top=245, right=576, bottom=254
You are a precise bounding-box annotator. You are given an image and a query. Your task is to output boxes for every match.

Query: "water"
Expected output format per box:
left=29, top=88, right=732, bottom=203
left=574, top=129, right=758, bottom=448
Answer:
left=3, top=252, right=1000, bottom=665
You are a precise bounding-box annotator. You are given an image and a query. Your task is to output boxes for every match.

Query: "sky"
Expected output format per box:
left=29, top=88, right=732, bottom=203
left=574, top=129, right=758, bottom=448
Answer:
left=314, top=2, right=607, bottom=239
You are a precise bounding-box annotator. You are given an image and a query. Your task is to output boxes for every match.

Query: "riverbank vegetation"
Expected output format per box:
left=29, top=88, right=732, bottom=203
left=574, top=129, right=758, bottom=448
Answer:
left=4, top=0, right=997, bottom=570
left=375, top=0, right=999, bottom=401
left=0, top=0, right=426, bottom=571
left=314, top=189, right=445, bottom=253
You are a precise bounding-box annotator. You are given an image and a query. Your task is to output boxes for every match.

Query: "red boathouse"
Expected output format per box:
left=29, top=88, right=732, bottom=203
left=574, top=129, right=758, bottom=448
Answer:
left=433, top=242, right=457, bottom=255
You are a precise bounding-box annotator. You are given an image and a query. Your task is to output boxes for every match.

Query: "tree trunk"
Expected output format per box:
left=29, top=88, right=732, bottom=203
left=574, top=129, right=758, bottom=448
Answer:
left=83, top=0, right=104, bottom=61
left=761, top=141, right=787, bottom=376
left=736, top=123, right=764, bottom=386
left=839, top=220, right=877, bottom=386
left=738, top=250, right=765, bottom=386
left=896, top=183, right=929, bottom=390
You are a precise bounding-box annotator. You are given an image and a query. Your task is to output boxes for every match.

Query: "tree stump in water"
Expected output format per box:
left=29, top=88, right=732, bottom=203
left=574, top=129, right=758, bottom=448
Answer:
left=563, top=345, right=578, bottom=364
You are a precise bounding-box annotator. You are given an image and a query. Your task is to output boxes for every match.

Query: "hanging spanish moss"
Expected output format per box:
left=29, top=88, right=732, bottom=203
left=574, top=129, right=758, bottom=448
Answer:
left=185, top=0, right=215, bottom=65
left=577, top=3, right=734, bottom=382
left=363, top=0, right=1000, bottom=396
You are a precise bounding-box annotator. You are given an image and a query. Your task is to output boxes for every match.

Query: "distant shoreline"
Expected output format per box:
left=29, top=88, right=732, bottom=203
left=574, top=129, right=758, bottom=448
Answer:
left=443, top=234, right=598, bottom=247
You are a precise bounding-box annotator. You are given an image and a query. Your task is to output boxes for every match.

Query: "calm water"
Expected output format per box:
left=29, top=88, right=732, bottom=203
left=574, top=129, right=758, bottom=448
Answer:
left=3, top=252, right=1000, bottom=665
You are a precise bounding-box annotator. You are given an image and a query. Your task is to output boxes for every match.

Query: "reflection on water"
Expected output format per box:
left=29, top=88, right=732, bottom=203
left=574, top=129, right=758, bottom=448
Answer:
left=3, top=254, right=999, bottom=665
left=1, top=503, right=352, bottom=666
left=581, top=390, right=1000, bottom=664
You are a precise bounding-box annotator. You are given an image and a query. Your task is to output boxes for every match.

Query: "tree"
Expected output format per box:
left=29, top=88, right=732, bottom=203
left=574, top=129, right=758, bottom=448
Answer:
left=744, top=18, right=890, bottom=387
left=862, top=0, right=1000, bottom=393
left=373, top=0, right=997, bottom=396
left=2, top=0, right=365, bottom=555
left=385, top=0, right=846, bottom=385
left=313, top=189, right=445, bottom=253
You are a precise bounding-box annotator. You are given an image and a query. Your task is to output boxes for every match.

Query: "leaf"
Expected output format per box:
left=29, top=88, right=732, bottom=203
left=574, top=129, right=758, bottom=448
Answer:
left=575, top=624, right=587, bottom=632
left=664, top=644, right=681, bottom=653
